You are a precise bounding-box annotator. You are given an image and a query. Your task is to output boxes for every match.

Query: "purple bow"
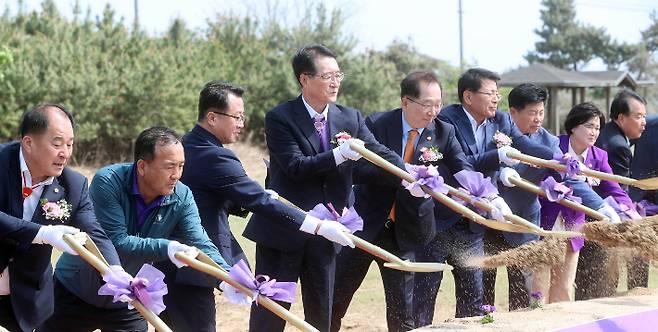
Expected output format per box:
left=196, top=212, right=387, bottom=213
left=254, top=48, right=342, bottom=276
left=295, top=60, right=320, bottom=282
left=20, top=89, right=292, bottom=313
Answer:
left=453, top=170, right=499, bottom=215
left=228, top=259, right=296, bottom=304
left=98, top=264, right=168, bottom=314
left=403, top=164, right=448, bottom=198
left=539, top=176, right=582, bottom=204
left=637, top=200, right=658, bottom=217
left=554, top=153, right=581, bottom=180
left=308, top=203, right=363, bottom=233
left=604, top=196, right=642, bottom=220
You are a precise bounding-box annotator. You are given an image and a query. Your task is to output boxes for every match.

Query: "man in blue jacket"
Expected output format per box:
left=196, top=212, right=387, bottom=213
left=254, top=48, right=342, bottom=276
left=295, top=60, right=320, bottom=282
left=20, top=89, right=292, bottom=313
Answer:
left=41, top=126, right=230, bottom=332
left=0, top=104, right=119, bottom=332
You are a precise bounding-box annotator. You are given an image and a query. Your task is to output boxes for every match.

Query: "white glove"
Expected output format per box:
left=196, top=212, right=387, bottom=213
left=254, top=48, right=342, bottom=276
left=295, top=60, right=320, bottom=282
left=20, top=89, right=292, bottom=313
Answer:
left=499, top=167, right=520, bottom=187
left=333, top=138, right=364, bottom=165
left=167, top=240, right=199, bottom=268
left=264, top=189, right=279, bottom=200
left=32, top=225, right=81, bottom=255
left=299, top=215, right=355, bottom=248
left=489, top=196, right=513, bottom=223
left=497, top=145, right=521, bottom=167
left=598, top=203, right=621, bottom=224
left=219, top=281, right=252, bottom=306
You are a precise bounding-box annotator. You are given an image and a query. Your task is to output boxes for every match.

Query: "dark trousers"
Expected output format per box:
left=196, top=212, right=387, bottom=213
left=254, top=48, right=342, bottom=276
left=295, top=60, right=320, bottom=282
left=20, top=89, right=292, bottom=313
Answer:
left=38, top=278, right=147, bottom=332
left=0, top=296, right=23, bottom=332
left=626, top=256, right=649, bottom=289
left=160, top=283, right=216, bottom=332
left=483, top=230, right=532, bottom=311
left=575, top=241, right=619, bottom=300
left=413, top=221, right=484, bottom=327
left=331, top=224, right=415, bottom=332
left=249, top=236, right=336, bottom=332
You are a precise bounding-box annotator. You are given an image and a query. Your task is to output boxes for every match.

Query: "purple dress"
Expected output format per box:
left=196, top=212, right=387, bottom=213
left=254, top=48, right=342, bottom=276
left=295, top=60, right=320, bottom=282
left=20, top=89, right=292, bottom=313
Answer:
left=540, top=135, right=634, bottom=251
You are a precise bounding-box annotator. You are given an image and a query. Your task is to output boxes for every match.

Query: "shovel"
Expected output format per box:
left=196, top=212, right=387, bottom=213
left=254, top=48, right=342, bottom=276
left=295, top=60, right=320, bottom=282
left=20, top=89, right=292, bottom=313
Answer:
left=507, top=151, right=658, bottom=190
left=62, top=233, right=173, bottom=332
left=174, top=251, right=319, bottom=332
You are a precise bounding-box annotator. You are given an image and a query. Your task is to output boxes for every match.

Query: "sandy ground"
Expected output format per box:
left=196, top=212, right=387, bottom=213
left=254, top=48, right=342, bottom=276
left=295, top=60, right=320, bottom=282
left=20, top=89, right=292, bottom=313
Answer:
left=415, top=288, right=658, bottom=332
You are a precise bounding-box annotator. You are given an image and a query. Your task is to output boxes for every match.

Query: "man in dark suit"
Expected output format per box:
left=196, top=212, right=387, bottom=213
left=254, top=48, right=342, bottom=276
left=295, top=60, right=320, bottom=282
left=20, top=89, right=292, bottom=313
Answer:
left=414, top=69, right=555, bottom=325
left=0, top=104, right=120, bottom=332
left=182, top=80, right=354, bottom=266
left=331, top=71, right=450, bottom=332
left=595, top=90, right=647, bottom=290
left=630, top=116, right=658, bottom=208
left=244, top=44, right=405, bottom=331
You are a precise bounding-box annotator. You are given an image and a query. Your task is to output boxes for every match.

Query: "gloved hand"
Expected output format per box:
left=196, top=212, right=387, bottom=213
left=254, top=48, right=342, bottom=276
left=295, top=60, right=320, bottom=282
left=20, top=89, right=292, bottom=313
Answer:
left=499, top=167, right=520, bottom=187
left=489, top=196, right=513, bottom=223
left=497, top=145, right=521, bottom=167
left=333, top=138, right=364, bottom=165
left=299, top=215, right=355, bottom=247
left=167, top=240, right=199, bottom=268
left=32, top=225, right=82, bottom=255
left=264, top=189, right=279, bottom=200
left=598, top=203, right=621, bottom=224
left=219, top=281, right=252, bottom=306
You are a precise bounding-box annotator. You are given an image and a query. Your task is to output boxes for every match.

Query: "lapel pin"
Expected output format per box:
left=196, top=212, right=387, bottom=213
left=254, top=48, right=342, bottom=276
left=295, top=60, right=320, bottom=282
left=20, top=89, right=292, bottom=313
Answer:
left=54, top=188, right=59, bottom=193
left=426, top=136, right=432, bottom=141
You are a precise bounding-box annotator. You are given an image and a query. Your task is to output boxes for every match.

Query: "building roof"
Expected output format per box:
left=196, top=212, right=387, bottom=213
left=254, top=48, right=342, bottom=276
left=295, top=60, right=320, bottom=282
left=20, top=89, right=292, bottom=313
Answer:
left=499, top=63, right=648, bottom=89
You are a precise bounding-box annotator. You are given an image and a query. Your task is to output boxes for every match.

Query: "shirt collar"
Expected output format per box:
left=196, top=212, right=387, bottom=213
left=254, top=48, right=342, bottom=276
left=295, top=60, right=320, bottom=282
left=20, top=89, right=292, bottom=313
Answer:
left=302, top=95, right=329, bottom=120
left=567, top=139, right=588, bottom=162
left=19, top=147, right=55, bottom=188
left=401, top=112, right=425, bottom=136
left=462, top=106, right=487, bottom=133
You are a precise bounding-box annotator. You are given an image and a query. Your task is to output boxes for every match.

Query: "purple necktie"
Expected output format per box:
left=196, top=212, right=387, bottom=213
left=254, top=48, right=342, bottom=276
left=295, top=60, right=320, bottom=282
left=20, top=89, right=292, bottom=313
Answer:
left=314, top=115, right=329, bottom=152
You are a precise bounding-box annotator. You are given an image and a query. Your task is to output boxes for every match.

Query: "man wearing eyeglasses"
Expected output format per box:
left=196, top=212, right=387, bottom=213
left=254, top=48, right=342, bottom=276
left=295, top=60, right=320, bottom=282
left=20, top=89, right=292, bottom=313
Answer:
left=331, top=70, right=474, bottom=332
left=413, top=69, right=557, bottom=324
left=244, top=44, right=406, bottom=331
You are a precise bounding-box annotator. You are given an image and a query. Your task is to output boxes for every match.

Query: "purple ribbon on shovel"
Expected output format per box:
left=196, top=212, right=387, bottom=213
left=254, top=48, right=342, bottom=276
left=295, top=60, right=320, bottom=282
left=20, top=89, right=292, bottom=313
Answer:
left=453, top=170, right=504, bottom=220
left=604, top=196, right=642, bottom=220
left=308, top=203, right=364, bottom=233
left=403, top=164, right=449, bottom=198
left=539, top=176, right=582, bottom=204
left=227, top=259, right=297, bottom=304
left=554, top=153, right=581, bottom=180
left=98, top=264, right=168, bottom=314
left=637, top=200, right=658, bottom=217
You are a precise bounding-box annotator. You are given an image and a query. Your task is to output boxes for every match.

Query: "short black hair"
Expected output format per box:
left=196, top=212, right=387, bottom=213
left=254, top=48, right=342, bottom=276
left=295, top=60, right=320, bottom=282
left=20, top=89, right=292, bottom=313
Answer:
left=610, top=89, right=647, bottom=120
left=198, top=80, right=245, bottom=121
left=134, top=126, right=181, bottom=162
left=400, top=70, right=442, bottom=99
left=564, top=102, right=605, bottom=135
left=508, top=83, right=548, bottom=110
left=292, top=44, right=337, bottom=86
left=19, top=103, right=75, bottom=137
left=457, top=68, right=500, bottom=103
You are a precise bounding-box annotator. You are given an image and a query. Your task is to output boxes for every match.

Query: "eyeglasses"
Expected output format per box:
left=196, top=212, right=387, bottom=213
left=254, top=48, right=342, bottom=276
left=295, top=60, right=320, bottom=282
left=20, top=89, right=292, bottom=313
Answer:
left=305, top=71, right=345, bottom=82
left=474, top=90, right=502, bottom=100
left=211, top=111, right=245, bottom=123
left=406, top=97, right=442, bottom=112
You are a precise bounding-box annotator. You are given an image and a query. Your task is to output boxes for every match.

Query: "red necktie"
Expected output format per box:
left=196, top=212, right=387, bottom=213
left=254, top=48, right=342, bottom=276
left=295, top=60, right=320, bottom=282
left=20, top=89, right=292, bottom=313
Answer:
left=389, top=129, right=419, bottom=221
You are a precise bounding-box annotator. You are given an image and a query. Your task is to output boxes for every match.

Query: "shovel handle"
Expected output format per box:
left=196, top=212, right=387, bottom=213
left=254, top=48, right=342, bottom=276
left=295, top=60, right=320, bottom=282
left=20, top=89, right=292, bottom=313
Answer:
left=508, top=177, right=607, bottom=221
left=174, top=253, right=319, bottom=332
left=62, top=234, right=173, bottom=332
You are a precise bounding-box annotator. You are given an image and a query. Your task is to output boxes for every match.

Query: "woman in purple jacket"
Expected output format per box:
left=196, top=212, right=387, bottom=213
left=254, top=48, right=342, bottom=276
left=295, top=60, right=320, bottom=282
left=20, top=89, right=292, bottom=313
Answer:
left=534, top=102, right=633, bottom=304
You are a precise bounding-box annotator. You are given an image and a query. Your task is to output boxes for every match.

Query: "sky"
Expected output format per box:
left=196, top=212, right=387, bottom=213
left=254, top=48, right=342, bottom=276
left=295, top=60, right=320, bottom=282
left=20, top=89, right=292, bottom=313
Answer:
left=5, top=0, right=658, bottom=73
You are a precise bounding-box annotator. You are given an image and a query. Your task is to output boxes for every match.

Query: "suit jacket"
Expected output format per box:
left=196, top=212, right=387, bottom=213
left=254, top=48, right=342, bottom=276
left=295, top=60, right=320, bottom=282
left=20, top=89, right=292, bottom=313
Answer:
left=0, top=142, right=120, bottom=332
left=596, top=121, right=632, bottom=191
left=438, top=104, right=555, bottom=235
left=181, top=125, right=306, bottom=265
left=352, top=109, right=469, bottom=252
left=629, top=116, right=658, bottom=203
left=244, top=95, right=404, bottom=251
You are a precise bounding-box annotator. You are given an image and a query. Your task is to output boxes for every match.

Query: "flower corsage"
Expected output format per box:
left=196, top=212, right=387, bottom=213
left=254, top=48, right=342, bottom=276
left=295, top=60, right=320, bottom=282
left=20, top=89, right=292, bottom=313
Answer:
left=492, top=130, right=512, bottom=148
left=418, top=146, right=443, bottom=163
left=41, top=199, right=72, bottom=222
